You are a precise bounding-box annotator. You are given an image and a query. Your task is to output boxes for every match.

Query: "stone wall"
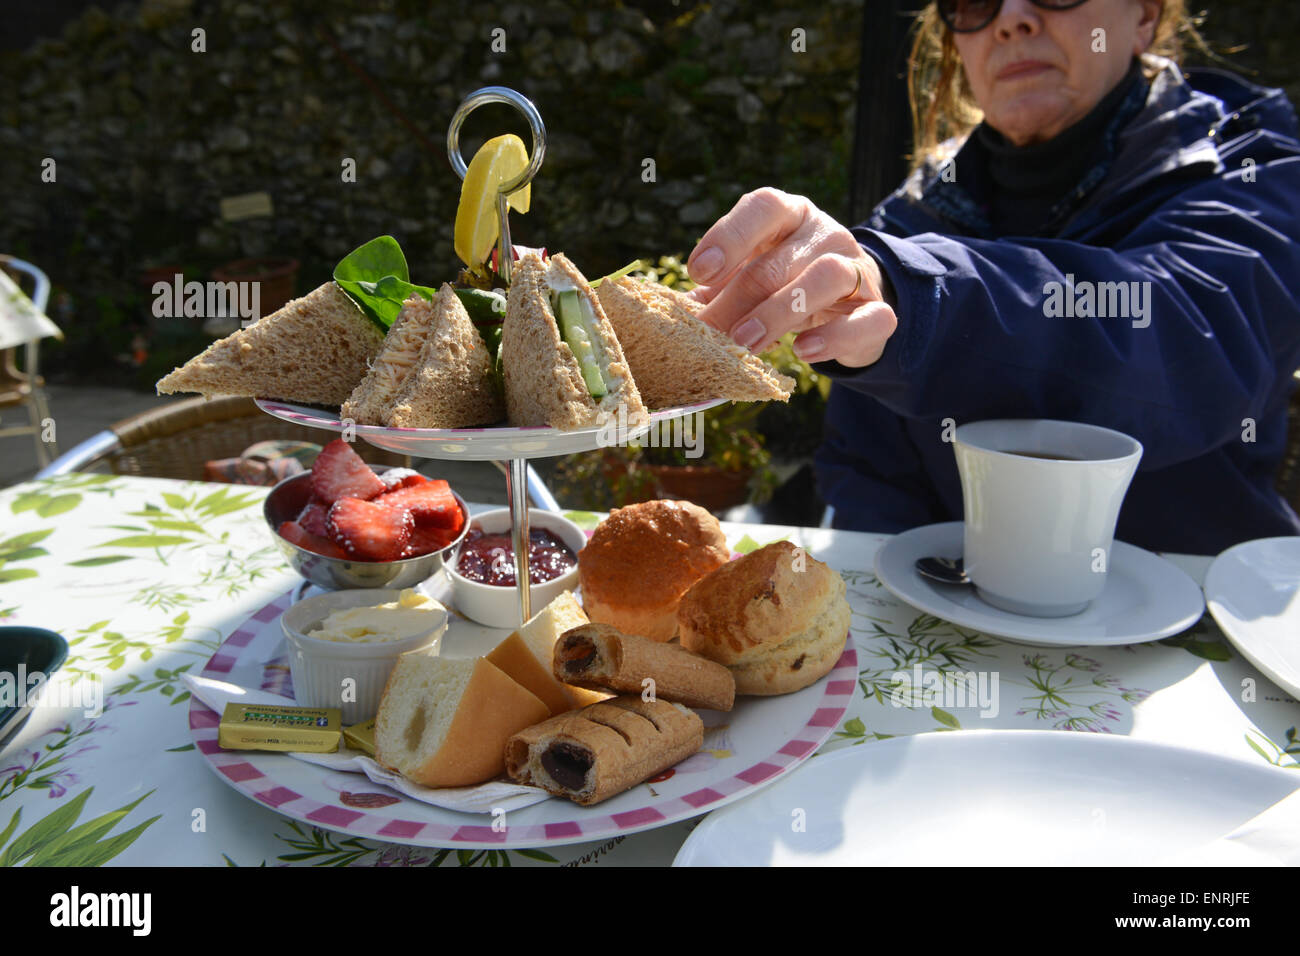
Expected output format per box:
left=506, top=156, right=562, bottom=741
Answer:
left=0, top=0, right=863, bottom=381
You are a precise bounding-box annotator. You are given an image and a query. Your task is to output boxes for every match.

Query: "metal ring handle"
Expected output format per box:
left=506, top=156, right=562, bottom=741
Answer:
left=446, top=86, right=546, bottom=194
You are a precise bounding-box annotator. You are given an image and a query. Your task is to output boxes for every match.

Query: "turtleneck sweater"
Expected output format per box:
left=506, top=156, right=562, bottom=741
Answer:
left=973, top=58, right=1145, bottom=236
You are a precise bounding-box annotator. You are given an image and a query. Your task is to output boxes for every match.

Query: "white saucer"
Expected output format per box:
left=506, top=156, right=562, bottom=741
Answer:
left=873, top=522, right=1204, bottom=646
left=673, top=731, right=1299, bottom=866
left=1204, top=536, right=1300, bottom=700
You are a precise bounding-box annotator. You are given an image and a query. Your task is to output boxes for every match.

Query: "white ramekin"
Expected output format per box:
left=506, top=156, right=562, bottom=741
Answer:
left=446, top=509, right=586, bottom=630
left=280, top=588, right=448, bottom=725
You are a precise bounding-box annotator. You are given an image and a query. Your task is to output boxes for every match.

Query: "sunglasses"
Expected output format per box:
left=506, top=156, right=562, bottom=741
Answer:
left=937, top=0, right=1091, bottom=34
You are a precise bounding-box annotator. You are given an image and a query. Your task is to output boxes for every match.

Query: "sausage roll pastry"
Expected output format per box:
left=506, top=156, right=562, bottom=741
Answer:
left=554, top=623, right=735, bottom=712
left=505, top=696, right=703, bottom=806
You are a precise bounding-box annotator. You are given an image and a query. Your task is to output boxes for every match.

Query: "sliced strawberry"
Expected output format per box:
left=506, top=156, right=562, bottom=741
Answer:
left=379, top=480, right=462, bottom=530
left=402, top=525, right=460, bottom=558
left=297, top=501, right=330, bottom=537
left=327, top=498, right=413, bottom=562
left=312, top=438, right=385, bottom=504
left=378, top=468, right=427, bottom=491
left=278, top=520, right=349, bottom=560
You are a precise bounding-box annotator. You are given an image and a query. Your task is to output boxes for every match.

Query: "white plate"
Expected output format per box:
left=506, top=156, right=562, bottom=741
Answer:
left=674, top=730, right=1300, bottom=866
left=1205, top=536, right=1300, bottom=700
left=255, top=398, right=727, bottom=461
left=188, top=577, right=858, bottom=850
left=873, top=522, right=1204, bottom=646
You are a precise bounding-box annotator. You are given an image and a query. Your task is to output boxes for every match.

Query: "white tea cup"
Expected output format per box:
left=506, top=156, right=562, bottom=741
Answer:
left=953, top=419, right=1142, bottom=617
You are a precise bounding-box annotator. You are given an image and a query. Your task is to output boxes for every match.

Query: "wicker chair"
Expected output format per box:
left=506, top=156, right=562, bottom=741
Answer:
left=0, top=256, right=58, bottom=467
left=35, top=394, right=562, bottom=510
left=37, top=396, right=410, bottom=481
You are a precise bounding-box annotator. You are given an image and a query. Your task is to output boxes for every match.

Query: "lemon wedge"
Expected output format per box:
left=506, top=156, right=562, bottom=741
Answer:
left=454, top=133, right=532, bottom=271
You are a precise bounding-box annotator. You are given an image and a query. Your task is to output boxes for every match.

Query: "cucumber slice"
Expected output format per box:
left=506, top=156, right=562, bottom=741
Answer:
left=555, top=290, right=607, bottom=399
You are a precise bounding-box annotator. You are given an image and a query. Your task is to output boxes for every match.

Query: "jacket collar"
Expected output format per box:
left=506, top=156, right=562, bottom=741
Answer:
left=885, top=55, right=1272, bottom=239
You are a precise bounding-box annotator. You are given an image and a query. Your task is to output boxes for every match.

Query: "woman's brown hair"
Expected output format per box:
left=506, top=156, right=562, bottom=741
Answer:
left=907, top=1, right=1214, bottom=170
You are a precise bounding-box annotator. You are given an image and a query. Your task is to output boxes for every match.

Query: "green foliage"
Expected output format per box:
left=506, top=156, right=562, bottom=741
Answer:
left=0, top=788, right=159, bottom=867
left=266, top=821, right=558, bottom=867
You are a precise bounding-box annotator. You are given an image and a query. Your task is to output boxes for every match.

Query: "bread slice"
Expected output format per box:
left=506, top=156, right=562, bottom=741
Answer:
left=595, top=276, right=795, bottom=407
left=384, top=285, right=505, bottom=428
left=156, top=282, right=384, bottom=405
left=486, top=591, right=608, bottom=715
left=501, top=253, right=647, bottom=430
left=374, top=655, right=549, bottom=788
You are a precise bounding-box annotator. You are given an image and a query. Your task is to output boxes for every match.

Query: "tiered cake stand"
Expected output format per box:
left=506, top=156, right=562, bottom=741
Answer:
left=257, top=86, right=722, bottom=623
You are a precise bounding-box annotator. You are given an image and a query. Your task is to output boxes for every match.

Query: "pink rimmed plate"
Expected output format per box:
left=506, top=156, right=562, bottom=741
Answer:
left=187, top=586, right=858, bottom=850
left=255, top=398, right=727, bottom=461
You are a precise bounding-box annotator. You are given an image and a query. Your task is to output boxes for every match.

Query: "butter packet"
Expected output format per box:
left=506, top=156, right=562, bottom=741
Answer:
left=343, top=718, right=376, bottom=756
left=218, top=702, right=342, bottom=753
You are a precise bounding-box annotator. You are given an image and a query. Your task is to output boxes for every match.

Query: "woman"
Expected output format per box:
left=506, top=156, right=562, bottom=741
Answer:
left=688, top=0, right=1300, bottom=555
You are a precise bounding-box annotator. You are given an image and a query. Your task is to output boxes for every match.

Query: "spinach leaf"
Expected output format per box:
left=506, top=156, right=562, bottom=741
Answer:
left=333, top=236, right=506, bottom=395
left=333, top=236, right=437, bottom=331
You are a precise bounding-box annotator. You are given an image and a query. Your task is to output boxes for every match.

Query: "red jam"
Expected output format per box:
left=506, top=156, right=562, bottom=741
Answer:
left=456, top=528, right=576, bottom=586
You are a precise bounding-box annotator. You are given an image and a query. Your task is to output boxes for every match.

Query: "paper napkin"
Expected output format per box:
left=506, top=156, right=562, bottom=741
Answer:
left=182, top=673, right=550, bottom=814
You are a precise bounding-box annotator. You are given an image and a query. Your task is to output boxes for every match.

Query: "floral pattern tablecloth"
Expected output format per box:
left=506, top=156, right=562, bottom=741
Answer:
left=0, top=473, right=1296, bottom=867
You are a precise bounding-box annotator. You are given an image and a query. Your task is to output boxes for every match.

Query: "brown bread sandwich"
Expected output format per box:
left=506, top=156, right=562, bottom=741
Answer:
left=342, top=284, right=504, bottom=428
left=501, top=253, right=646, bottom=430
left=156, top=281, right=384, bottom=405
left=595, top=276, right=795, bottom=407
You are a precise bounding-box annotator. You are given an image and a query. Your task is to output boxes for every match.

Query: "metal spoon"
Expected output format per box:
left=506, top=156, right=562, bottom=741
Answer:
left=915, top=555, right=970, bottom=586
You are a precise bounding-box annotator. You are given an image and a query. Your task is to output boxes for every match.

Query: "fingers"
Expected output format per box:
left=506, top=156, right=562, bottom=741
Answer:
left=687, top=187, right=810, bottom=288
left=791, top=300, right=898, bottom=368
left=687, top=284, right=721, bottom=305
left=722, top=253, right=867, bottom=353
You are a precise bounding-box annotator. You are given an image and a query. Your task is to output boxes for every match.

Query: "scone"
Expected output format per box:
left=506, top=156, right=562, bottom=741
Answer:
left=578, top=500, right=730, bottom=642
left=676, top=540, right=850, bottom=695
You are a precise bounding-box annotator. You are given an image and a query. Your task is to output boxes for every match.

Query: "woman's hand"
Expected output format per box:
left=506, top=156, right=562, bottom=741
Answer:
left=686, top=187, right=897, bottom=368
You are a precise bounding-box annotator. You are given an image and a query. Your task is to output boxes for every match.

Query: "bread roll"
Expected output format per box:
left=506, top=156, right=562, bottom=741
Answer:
left=579, top=500, right=730, bottom=642
left=677, top=540, right=850, bottom=695
left=374, top=656, right=548, bottom=788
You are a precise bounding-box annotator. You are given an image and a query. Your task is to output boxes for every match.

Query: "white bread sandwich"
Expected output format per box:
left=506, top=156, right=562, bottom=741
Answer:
left=595, top=276, right=795, bottom=407
left=485, top=591, right=609, bottom=717
left=342, top=285, right=504, bottom=428
left=500, top=253, right=647, bottom=430
left=156, top=281, right=385, bottom=405
left=373, top=655, right=549, bottom=788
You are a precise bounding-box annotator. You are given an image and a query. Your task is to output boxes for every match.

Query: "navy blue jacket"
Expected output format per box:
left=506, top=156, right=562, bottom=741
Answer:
left=814, top=58, right=1300, bottom=555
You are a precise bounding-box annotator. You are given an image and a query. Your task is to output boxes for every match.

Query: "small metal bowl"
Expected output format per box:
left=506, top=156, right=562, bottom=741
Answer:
left=264, top=468, right=470, bottom=591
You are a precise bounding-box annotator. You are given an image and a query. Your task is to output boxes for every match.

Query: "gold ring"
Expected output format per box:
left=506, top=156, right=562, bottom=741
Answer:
left=847, top=261, right=865, bottom=301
